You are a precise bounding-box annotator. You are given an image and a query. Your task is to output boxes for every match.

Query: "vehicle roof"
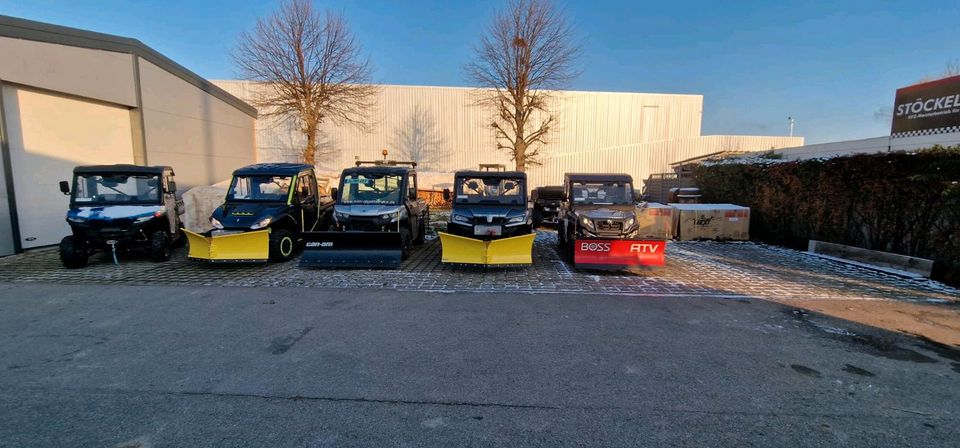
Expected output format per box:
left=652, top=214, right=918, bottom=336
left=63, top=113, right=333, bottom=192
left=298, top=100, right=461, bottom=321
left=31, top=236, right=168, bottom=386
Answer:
left=565, top=173, right=634, bottom=183
left=535, top=185, right=563, bottom=192
left=74, top=164, right=170, bottom=175
left=233, top=163, right=313, bottom=176
left=341, top=166, right=414, bottom=176
left=455, top=170, right=527, bottom=179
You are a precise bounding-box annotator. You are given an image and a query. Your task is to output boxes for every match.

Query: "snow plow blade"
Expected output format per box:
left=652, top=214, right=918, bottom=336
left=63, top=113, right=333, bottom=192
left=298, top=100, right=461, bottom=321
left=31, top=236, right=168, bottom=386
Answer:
left=439, top=232, right=535, bottom=265
left=184, top=229, right=270, bottom=262
left=299, top=231, right=404, bottom=269
left=572, top=239, right=666, bottom=270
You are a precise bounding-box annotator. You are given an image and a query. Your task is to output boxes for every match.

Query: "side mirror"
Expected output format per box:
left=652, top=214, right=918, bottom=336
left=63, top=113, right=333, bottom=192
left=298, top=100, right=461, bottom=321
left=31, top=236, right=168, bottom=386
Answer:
left=167, top=181, right=177, bottom=193
left=330, top=187, right=339, bottom=200
left=442, top=188, right=451, bottom=202
left=59, top=181, right=70, bottom=195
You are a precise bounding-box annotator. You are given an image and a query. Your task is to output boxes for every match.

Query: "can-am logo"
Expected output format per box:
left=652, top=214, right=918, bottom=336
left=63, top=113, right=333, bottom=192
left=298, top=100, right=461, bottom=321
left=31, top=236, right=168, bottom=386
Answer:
left=305, top=242, right=334, bottom=248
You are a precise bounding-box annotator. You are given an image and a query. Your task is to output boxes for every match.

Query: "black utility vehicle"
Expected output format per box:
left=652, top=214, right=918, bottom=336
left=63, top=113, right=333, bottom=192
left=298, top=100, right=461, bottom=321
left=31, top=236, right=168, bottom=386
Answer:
left=531, top=185, right=564, bottom=228
left=300, top=160, right=428, bottom=268
left=444, top=167, right=531, bottom=239
left=187, top=163, right=334, bottom=262
left=557, top=173, right=665, bottom=270
left=58, top=165, right=183, bottom=268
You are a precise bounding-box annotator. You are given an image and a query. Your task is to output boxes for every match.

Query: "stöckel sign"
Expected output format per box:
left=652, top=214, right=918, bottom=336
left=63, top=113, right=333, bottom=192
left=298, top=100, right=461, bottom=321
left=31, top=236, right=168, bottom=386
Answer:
left=891, top=75, right=960, bottom=138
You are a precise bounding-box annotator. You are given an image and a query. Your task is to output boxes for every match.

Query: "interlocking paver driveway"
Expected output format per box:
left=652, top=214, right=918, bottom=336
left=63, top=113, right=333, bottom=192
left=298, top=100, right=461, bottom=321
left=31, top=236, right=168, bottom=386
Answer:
left=0, top=231, right=955, bottom=303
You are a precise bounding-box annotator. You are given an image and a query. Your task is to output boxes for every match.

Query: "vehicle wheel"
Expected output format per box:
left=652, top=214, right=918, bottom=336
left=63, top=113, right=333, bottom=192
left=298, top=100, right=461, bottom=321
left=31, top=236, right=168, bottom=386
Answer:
left=59, top=235, right=88, bottom=269
left=414, top=217, right=426, bottom=245
left=400, top=227, right=412, bottom=260
left=150, top=231, right=172, bottom=262
left=533, top=209, right=543, bottom=229
left=269, top=229, right=296, bottom=262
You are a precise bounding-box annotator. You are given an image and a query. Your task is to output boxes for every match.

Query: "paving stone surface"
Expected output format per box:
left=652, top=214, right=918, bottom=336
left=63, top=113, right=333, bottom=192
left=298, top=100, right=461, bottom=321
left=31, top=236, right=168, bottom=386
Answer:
left=0, top=231, right=956, bottom=303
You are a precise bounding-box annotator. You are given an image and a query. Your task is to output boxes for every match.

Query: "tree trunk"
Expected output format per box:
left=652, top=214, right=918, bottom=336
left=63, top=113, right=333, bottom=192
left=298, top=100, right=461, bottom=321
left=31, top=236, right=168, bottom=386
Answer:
left=304, top=125, right=317, bottom=166
left=515, top=140, right=526, bottom=172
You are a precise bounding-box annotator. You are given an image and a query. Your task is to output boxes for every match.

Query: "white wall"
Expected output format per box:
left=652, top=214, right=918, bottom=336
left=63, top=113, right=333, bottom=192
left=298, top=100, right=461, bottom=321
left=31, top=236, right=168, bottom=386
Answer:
left=2, top=85, right=134, bottom=248
left=214, top=81, right=704, bottom=173
left=773, top=132, right=960, bottom=161
left=214, top=80, right=800, bottom=189
left=139, top=60, right=256, bottom=188
left=0, top=36, right=137, bottom=107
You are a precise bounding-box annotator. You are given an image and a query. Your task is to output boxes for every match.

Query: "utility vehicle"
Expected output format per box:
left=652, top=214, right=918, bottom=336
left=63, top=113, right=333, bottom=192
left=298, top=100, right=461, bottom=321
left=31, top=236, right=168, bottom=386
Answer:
left=557, top=173, right=666, bottom=270
left=185, top=163, right=333, bottom=262
left=531, top=185, right=564, bottom=228
left=438, top=164, right=535, bottom=265
left=299, top=160, right=428, bottom=268
left=58, top=165, right=183, bottom=268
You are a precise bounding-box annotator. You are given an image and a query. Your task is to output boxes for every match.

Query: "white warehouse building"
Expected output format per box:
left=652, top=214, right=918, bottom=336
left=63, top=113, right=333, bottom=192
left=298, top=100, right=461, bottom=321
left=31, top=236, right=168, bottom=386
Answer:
left=215, top=81, right=803, bottom=189
left=0, top=16, right=258, bottom=256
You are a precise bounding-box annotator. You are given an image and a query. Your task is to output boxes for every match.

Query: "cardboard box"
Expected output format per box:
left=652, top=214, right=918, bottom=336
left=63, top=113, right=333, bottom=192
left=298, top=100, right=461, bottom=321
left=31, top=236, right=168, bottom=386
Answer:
left=669, top=204, right=750, bottom=241
left=635, top=202, right=673, bottom=240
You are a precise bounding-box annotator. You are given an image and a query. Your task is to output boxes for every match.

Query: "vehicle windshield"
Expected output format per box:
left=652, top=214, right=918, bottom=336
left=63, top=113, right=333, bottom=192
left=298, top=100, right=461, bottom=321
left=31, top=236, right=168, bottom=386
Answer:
left=571, top=181, right=634, bottom=205
left=537, top=188, right=564, bottom=201
left=339, top=173, right=404, bottom=204
left=455, top=177, right=525, bottom=205
left=227, top=175, right=292, bottom=202
left=72, top=173, right=161, bottom=205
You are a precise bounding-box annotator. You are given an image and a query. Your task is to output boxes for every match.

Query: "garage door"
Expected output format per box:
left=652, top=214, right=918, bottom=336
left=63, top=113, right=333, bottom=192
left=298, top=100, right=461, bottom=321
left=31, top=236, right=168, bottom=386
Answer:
left=2, top=85, right=134, bottom=249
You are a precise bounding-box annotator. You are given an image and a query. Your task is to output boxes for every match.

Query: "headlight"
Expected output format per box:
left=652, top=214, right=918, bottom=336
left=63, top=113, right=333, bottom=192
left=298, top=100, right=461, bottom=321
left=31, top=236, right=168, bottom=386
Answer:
left=210, top=217, right=224, bottom=229
left=135, top=207, right=166, bottom=223
left=580, top=216, right=594, bottom=229
left=624, top=217, right=636, bottom=228
left=66, top=215, right=86, bottom=223
left=506, top=215, right=525, bottom=226
left=250, top=217, right=272, bottom=230
left=452, top=214, right=470, bottom=224
left=334, top=211, right=347, bottom=221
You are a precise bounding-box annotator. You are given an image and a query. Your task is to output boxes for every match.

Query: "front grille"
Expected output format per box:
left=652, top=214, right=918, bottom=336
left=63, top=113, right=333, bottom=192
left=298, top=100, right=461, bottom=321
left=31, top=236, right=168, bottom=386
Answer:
left=471, top=216, right=505, bottom=225
left=87, top=218, right=133, bottom=229
left=596, top=220, right=623, bottom=232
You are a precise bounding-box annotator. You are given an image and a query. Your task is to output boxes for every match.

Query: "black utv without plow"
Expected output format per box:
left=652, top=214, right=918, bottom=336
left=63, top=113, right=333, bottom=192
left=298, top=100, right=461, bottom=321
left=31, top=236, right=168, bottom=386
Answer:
left=58, top=165, right=184, bottom=268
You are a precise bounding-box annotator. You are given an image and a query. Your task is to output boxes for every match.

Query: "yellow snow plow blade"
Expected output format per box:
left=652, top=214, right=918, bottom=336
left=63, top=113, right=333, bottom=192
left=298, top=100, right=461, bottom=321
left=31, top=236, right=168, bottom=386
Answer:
left=185, top=229, right=270, bottom=262
left=439, top=232, right=535, bottom=265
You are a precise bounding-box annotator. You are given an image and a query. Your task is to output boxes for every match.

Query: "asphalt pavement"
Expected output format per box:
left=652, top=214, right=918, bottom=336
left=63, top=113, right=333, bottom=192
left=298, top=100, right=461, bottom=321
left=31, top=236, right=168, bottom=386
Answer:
left=0, top=282, right=957, bottom=447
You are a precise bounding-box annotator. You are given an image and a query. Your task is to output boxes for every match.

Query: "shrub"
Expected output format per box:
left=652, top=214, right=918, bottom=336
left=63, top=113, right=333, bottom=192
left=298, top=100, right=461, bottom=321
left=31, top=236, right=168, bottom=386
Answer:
left=692, top=146, right=960, bottom=286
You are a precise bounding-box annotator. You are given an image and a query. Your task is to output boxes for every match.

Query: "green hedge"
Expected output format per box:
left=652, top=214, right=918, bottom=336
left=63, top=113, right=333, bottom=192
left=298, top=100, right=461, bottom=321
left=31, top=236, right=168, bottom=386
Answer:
left=692, top=146, right=960, bottom=286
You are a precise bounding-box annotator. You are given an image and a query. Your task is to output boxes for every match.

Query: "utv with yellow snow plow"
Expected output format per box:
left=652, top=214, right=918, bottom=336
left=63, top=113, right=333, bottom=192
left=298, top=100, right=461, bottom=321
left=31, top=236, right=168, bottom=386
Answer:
left=438, top=165, right=535, bottom=265
left=185, top=163, right=333, bottom=262
left=299, top=160, right=429, bottom=269
left=557, top=173, right=665, bottom=270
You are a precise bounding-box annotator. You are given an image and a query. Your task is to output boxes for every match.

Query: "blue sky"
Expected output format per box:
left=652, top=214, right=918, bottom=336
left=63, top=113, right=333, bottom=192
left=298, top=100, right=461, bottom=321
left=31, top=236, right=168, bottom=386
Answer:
left=1, top=0, right=957, bottom=143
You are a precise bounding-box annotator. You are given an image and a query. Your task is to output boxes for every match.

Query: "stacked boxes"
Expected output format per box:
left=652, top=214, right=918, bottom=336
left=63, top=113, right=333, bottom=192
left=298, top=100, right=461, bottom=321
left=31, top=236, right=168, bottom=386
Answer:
left=635, top=203, right=674, bottom=240
left=669, top=204, right=750, bottom=241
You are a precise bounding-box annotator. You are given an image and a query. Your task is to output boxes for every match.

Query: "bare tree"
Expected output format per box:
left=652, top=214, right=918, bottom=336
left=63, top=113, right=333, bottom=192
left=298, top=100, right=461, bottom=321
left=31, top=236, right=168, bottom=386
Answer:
left=233, top=0, right=377, bottom=165
left=466, top=0, right=579, bottom=171
left=392, top=104, right=446, bottom=170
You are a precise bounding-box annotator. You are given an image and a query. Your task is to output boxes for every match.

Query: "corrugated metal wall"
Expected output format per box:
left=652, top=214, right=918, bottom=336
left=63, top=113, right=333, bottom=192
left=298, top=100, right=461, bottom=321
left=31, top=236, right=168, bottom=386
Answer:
left=213, top=80, right=801, bottom=188
left=773, top=132, right=960, bottom=161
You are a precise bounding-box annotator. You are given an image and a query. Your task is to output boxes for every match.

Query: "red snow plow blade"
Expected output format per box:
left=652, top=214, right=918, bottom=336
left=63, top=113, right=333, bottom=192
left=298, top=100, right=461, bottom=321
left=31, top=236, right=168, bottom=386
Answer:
left=572, top=239, right=666, bottom=270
